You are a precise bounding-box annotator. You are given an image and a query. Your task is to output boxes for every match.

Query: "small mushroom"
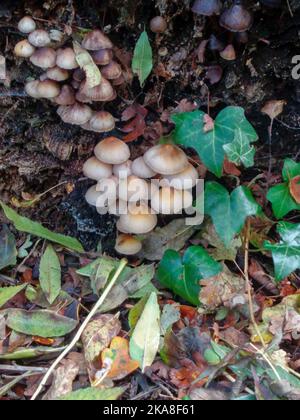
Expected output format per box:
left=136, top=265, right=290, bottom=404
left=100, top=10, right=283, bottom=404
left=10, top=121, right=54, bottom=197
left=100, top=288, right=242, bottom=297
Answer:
left=82, top=29, right=113, bottom=51
left=101, top=61, right=122, bottom=80
left=25, top=80, right=41, bottom=99
left=85, top=185, right=102, bottom=206
left=115, top=234, right=142, bottom=256
left=132, top=157, right=157, bottom=179
left=46, top=66, right=70, bottom=82
left=14, top=40, right=35, bottom=58
left=94, top=137, right=130, bottom=165
left=151, top=187, right=193, bottom=214
left=118, top=176, right=149, bottom=202
left=53, top=85, right=75, bottom=106
left=113, top=160, right=133, bottom=178
left=220, top=44, right=236, bottom=61
left=56, top=48, right=79, bottom=70
left=219, top=0, right=253, bottom=33
left=117, top=203, right=157, bottom=234
left=57, top=102, right=92, bottom=125
left=161, top=164, right=198, bottom=190
left=77, top=78, right=115, bottom=102
left=28, top=29, right=51, bottom=47
left=37, top=79, right=61, bottom=98
left=192, top=0, right=222, bottom=16
left=83, top=156, right=113, bottom=180
left=81, top=111, right=115, bottom=133
left=208, top=35, right=225, bottom=52
left=97, top=176, right=119, bottom=203
left=18, top=16, right=36, bottom=34
left=30, top=47, right=56, bottom=68
left=144, top=144, right=189, bottom=175
left=150, top=16, right=168, bottom=34
left=92, top=49, right=113, bottom=65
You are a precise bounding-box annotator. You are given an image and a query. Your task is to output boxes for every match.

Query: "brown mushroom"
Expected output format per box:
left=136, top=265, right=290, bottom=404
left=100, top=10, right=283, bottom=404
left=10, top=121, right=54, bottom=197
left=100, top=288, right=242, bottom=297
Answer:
left=101, top=61, right=122, bottom=80
left=57, top=102, right=92, bottom=125
left=14, top=40, right=35, bottom=58
left=53, top=85, right=76, bottom=106
left=92, top=49, right=113, bottom=65
left=81, top=111, right=115, bottom=133
left=30, top=47, right=56, bottom=68
left=28, top=30, right=51, bottom=47
left=56, top=48, right=79, bottom=70
left=82, top=29, right=113, bottom=51
left=94, top=137, right=130, bottom=165
left=144, top=144, right=189, bottom=175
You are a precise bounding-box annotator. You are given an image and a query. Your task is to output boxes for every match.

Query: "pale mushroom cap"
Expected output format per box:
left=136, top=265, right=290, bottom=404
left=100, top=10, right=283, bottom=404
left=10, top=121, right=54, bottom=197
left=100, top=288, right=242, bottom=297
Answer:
left=96, top=176, right=119, bottom=204
left=113, top=160, right=132, bottom=178
left=25, top=80, right=41, bottom=99
left=37, top=80, right=61, bottom=98
left=57, top=102, right=92, bottom=125
left=83, top=157, right=113, bottom=180
left=115, top=234, right=142, bottom=256
left=82, top=29, right=113, bottom=51
left=46, top=66, right=70, bottom=81
left=82, top=111, right=115, bottom=133
left=14, top=40, right=35, bottom=58
left=92, top=48, right=113, bottom=65
left=56, top=48, right=79, bottom=70
left=161, top=164, right=198, bottom=190
left=101, top=61, right=122, bottom=80
left=78, top=78, right=115, bottom=102
left=118, top=176, right=149, bottom=202
left=30, top=47, right=56, bottom=68
left=85, top=185, right=102, bottom=206
left=94, top=137, right=130, bottom=165
left=18, top=16, right=36, bottom=34
left=131, top=157, right=157, bottom=179
left=220, top=44, right=236, bottom=61
left=117, top=204, right=157, bottom=234
left=144, top=144, right=189, bottom=175
left=28, top=30, right=51, bottom=47
left=150, top=16, right=168, bottom=33
left=151, top=187, right=193, bottom=214
left=53, top=85, right=75, bottom=106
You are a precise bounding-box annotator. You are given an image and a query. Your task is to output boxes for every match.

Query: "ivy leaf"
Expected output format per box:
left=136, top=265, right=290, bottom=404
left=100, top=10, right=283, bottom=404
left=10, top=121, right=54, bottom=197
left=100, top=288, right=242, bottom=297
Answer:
left=267, top=159, right=300, bottom=219
left=132, top=31, right=153, bottom=86
left=172, top=107, right=257, bottom=177
left=223, top=126, right=257, bottom=168
left=205, top=182, right=260, bottom=246
left=0, top=225, right=17, bottom=271
left=39, top=244, right=61, bottom=304
left=157, top=246, right=222, bottom=306
left=264, top=222, right=300, bottom=281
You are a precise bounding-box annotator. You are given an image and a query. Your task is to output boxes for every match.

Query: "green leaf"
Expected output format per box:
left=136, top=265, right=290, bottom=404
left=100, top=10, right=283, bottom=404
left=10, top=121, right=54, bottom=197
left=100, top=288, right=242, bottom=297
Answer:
left=4, top=309, right=78, bottom=337
left=0, top=201, right=84, bottom=253
left=0, top=225, right=17, bottom=271
left=39, top=244, right=61, bottom=304
left=60, top=387, right=125, bottom=401
left=223, top=127, right=257, bottom=168
left=0, top=284, right=27, bottom=309
left=132, top=31, right=153, bottom=86
left=157, top=246, right=222, bottom=305
left=172, top=107, right=257, bottom=177
left=267, top=159, right=300, bottom=219
left=264, top=222, right=300, bottom=281
left=130, top=292, right=160, bottom=372
left=205, top=182, right=260, bottom=246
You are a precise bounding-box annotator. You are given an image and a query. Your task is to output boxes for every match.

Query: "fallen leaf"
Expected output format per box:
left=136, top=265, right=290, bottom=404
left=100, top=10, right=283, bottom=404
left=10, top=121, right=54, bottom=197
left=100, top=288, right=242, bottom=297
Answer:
left=160, top=304, right=181, bottom=336
left=43, top=358, right=79, bottom=400
left=261, top=100, right=286, bottom=120
left=0, top=225, right=17, bottom=271
left=60, top=386, right=125, bottom=401
left=0, top=284, right=27, bottom=309
left=39, top=244, right=61, bottom=305
left=289, top=175, right=300, bottom=204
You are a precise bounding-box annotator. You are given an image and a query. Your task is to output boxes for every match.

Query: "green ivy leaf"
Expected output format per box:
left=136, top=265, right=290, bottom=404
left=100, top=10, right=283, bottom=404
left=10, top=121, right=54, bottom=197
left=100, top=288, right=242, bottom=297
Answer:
left=172, top=107, right=257, bottom=177
left=264, top=222, right=300, bottom=281
left=0, top=225, right=17, bottom=271
left=205, top=182, right=260, bottom=246
left=132, top=31, right=153, bottom=86
left=157, top=246, right=222, bottom=306
left=223, top=126, right=257, bottom=168
left=267, top=159, right=300, bottom=219
left=39, top=244, right=61, bottom=304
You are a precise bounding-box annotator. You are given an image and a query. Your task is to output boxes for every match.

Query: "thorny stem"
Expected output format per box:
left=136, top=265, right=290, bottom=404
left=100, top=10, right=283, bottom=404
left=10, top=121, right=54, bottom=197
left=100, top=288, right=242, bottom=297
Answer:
left=31, top=258, right=128, bottom=400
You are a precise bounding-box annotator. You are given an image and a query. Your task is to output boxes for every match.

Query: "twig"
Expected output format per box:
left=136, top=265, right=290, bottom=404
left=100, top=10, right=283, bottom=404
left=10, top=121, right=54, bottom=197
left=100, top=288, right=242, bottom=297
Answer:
left=0, top=364, right=47, bottom=374
left=31, top=258, right=128, bottom=400
left=0, top=371, right=33, bottom=398
left=250, top=343, right=281, bottom=381
left=286, top=0, right=294, bottom=17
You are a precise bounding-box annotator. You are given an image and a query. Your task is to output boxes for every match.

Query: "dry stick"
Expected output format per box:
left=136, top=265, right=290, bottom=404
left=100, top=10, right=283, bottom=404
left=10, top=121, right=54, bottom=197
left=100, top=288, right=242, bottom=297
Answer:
left=31, top=258, right=128, bottom=401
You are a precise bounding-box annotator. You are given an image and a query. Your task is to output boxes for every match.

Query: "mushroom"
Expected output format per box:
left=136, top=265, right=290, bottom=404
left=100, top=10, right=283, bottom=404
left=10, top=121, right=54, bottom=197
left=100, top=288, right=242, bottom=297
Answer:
left=208, top=35, right=225, bottom=52
left=37, top=80, right=61, bottom=98
left=18, top=16, right=36, bottom=34
left=30, top=47, right=56, bottom=68
left=113, top=160, right=133, bottom=178
left=115, top=234, right=142, bottom=256
left=82, top=29, right=113, bottom=51
left=85, top=185, right=102, bottom=206
left=131, top=157, right=157, bottom=179
left=81, top=111, right=115, bottom=133
left=219, top=0, right=253, bottom=32
left=85, top=177, right=118, bottom=207
left=161, top=164, right=198, bottom=190
left=14, top=40, right=35, bottom=58
left=73, top=68, right=86, bottom=82
left=57, top=102, right=92, bottom=125
left=94, top=137, right=130, bottom=165
left=25, top=80, right=41, bottom=99
left=77, top=78, right=116, bottom=102
left=150, top=16, right=168, bottom=34
left=144, top=144, right=189, bottom=175
left=56, top=48, right=79, bottom=70
left=220, top=44, right=236, bottom=61
left=117, top=203, right=157, bottom=234
left=83, top=157, right=113, bottom=180
left=46, top=66, right=70, bottom=82
left=101, top=61, right=122, bottom=80
left=151, top=187, right=193, bottom=215
left=108, top=199, right=128, bottom=216
left=92, top=49, right=113, bottom=65
left=28, top=29, right=51, bottom=47
left=53, top=85, right=75, bottom=106
left=192, top=0, right=222, bottom=16
left=118, top=176, right=149, bottom=202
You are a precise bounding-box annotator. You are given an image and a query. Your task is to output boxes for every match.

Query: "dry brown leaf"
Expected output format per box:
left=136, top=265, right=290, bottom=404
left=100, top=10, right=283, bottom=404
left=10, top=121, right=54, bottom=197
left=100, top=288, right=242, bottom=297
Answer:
left=43, top=358, right=79, bottom=400
left=261, top=99, right=286, bottom=120
left=289, top=175, right=300, bottom=204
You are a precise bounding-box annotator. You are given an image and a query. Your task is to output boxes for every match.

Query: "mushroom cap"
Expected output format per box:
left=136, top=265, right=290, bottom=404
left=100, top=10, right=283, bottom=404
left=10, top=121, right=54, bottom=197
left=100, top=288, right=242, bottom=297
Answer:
left=28, top=30, right=51, bottom=47
left=161, top=164, right=198, bottom=190
left=101, top=61, right=122, bottom=80
left=192, top=0, right=222, bottom=16
left=144, top=144, right=189, bottom=175
left=82, top=29, right=113, bottom=51
left=92, top=49, right=113, bottom=65
left=219, top=2, right=253, bottom=32
left=85, top=185, right=102, bottom=206
left=108, top=199, right=128, bottom=216
left=118, top=176, right=149, bottom=202
left=151, top=187, right=193, bottom=214
left=14, top=40, right=35, bottom=58
left=115, top=234, right=142, bottom=256
left=83, top=157, right=113, bottom=180
left=150, top=16, right=168, bottom=33
left=117, top=203, right=157, bottom=234
left=81, top=111, right=115, bottom=133
left=220, top=44, right=236, bottom=61
left=56, top=48, right=79, bottom=70
left=94, top=137, right=130, bottom=165
left=18, top=16, right=36, bottom=34
left=113, top=160, right=133, bottom=178
left=25, top=80, right=41, bottom=99
left=78, top=78, right=115, bottom=102
left=132, top=157, right=157, bottom=179
left=96, top=176, right=119, bottom=203
left=113, top=74, right=125, bottom=87
left=53, top=85, right=75, bottom=106
left=46, top=66, right=70, bottom=81
left=208, top=34, right=225, bottom=52
left=37, top=80, right=61, bottom=98
left=73, top=68, right=86, bottom=83
left=57, top=102, right=92, bottom=125
left=30, top=47, right=56, bottom=68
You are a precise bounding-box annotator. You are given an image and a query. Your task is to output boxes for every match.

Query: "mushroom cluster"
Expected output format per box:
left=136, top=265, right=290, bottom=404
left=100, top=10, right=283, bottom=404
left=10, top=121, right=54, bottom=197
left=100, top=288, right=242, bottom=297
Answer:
left=14, top=16, right=126, bottom=132
left=83, top=138, right=196, bottom=256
